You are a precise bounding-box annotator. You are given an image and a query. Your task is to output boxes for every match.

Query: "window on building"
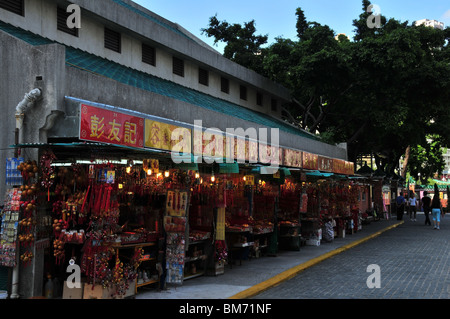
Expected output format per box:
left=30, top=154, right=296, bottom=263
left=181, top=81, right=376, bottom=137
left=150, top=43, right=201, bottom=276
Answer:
left=240, top=85, right=247, bottom=101
left=142, top=43, right=156, bottom=66
left=256, top=92, right=263, bottom=106
left=198, top=68, right=209, bottom=86
left=221, top=77, right=229, bottom=94
left=104, top=27, right=121, bottom=53
left=57, top=6, right=79, bottom=37
left=0, top=0, right=24, bottom=16
left=173, top=56, right=184, bottom=77
left=271, top=98, right=278, bottom=112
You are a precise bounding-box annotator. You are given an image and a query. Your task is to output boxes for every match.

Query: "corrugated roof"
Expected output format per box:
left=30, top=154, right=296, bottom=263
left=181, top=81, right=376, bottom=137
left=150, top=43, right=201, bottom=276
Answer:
left=0, top=21, right=318, bottom=141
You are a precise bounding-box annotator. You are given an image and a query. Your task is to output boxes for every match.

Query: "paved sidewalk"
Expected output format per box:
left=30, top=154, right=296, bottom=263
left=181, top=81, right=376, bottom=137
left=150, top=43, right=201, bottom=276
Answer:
left=254, top=212, right=449, bottom=299
left=137, top=217, right=403, bottom=299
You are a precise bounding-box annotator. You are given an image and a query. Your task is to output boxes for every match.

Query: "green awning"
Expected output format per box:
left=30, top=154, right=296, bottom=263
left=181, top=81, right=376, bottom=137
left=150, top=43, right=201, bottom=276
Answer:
left=251, top=166, right=291, bottom=176
left=306, top=170, right=334, bottom=178
left=219, top=162, right=239, bottom=173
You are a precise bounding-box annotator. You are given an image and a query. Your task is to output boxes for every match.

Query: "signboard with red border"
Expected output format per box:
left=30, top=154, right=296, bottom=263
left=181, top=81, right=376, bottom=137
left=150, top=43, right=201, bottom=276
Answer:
left=79, top=104, right=144, bottom=148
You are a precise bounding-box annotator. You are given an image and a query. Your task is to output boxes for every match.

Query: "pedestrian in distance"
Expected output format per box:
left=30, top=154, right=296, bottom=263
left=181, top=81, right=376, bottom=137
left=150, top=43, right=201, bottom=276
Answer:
left=396, top=191, right=406, bottom=221
left=408, top=191, right=417, bottom=221
left=421, top=191, right=431, bottom=226
left=430, top=194, right=443, bottom=230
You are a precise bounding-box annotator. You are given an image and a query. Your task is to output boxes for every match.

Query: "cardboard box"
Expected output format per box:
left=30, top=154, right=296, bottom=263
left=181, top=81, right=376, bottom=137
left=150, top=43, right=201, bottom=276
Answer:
left=124, top=280, right=135, bottom=298
left=83, top=281, right=136, bottom=299
left=63, top=281, right=84, bottom=299
left=306, top=239, right=321, bottom=246
left=215, top=262, right=225, bottom=275
left=83, top=283, right=114, bottom=299
left=317, top=229, right=322, bottom=240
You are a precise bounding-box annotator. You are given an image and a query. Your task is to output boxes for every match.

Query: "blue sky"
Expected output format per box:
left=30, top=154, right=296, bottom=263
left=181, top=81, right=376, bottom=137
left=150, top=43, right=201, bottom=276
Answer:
left=133, top=0, right=450, bottom=52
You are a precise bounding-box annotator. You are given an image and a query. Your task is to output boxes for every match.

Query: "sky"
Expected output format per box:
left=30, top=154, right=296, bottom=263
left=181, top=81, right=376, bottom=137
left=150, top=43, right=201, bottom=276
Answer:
left=133, top=0, right=450, bottom=53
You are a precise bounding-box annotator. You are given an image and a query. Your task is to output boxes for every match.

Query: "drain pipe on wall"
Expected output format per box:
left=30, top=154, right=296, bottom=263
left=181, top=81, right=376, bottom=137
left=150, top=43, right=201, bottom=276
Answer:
left=14, top=88, right=42, bottom=155
left=10, top=88, right=42, bottom=299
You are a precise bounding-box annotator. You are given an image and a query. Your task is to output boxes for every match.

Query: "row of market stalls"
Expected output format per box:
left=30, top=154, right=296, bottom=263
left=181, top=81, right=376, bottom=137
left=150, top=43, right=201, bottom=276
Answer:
left=356, top=164, right=449, bottom=218
left=0, top=102, right=374, bottom=299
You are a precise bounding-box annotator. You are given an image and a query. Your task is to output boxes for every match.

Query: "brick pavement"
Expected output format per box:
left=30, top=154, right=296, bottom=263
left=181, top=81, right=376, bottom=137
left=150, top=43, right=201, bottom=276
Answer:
left=253, top=214, right=450, bottom=299
left=137, top=217, right=406, bottom=299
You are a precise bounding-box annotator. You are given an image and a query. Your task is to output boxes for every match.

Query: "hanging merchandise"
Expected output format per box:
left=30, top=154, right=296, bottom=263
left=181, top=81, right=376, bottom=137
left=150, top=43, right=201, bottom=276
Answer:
left=165, top=232, right=185, bottom=284
left=39, top=150, right=57, bottom=201
left=164, top=189, right=190, bottom=285
left=17, top=175, right=38, bottom=267
left=300, top=190, right=308, bottom=214
left=6, top=157, right=24, bottom=186
left=0, top=189, right=21, bottom=267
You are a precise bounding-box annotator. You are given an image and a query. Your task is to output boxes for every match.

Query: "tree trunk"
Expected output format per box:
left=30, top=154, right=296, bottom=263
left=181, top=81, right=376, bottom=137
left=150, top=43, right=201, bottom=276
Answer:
left=401, top=145, right=411, bottom=179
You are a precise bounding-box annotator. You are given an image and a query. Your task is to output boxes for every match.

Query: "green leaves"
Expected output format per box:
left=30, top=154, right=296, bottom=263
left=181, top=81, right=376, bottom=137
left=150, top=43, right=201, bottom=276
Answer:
left=201, top=1, right=450, bottom=177
left=201, top=15, right=268, bottom=75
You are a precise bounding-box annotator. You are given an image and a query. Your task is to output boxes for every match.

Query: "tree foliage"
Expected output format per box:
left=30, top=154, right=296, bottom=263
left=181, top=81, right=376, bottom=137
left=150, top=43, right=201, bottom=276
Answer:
left=201, top=15, right=268, bottom=75
left=202, top=1, right=450, bottom=181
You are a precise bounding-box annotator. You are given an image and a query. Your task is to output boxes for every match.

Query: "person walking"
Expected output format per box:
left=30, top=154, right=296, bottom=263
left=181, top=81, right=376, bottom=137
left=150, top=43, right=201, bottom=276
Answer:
left=408, top=191, right=417, bottom=221
left=431, top=194, right=443, bottom=230
left=396, top=191, right=406, bottom=221
left=421, top=191, right=432, bottom=226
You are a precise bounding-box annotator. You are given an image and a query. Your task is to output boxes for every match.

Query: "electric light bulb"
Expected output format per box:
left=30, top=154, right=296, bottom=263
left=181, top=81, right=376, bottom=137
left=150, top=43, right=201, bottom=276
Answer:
left=147, top=169, right=152, bottom=176
left=164, top=170, right=170, bottom=178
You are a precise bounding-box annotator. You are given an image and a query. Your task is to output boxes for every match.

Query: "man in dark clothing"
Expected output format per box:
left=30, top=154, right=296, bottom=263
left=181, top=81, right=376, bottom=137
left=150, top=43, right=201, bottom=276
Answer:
left=422, top=191, right=432, bottom=226
left=396, top=191, right=406, bottom=220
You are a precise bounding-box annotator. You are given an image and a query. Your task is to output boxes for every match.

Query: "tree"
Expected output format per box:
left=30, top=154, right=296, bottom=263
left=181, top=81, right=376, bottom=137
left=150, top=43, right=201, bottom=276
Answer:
left=201, top=1, right=450, bottom=178
left=408, top=138, right=446, bottom=185
left=295, top=8, right=308, bottom=39
left=201, top=15, right=268, bottom=75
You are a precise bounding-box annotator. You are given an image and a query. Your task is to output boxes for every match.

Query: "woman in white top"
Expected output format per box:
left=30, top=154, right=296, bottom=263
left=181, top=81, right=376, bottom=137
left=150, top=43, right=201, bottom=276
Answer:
left=408, top=192, right=417, bottom=221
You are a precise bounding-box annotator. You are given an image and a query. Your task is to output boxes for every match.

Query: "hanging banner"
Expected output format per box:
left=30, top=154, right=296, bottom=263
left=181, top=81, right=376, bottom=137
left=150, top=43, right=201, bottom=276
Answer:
left=216, top=207, right=226, bottom=241
left=79, top=104, right=145, bottom=148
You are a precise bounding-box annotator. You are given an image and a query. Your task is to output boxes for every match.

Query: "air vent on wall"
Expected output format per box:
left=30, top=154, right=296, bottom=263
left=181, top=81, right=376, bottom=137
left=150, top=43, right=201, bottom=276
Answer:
left=104, top=27, right=121, bottom=53
left=198, top=68, right=209, bottom=86
left=142, top=43, right=156, bottom=66
left=0, top=0, right=24, bottom=16
left=172, top=57, right=184, bottom=77
left=221, top=77, right=229, bottom=94
left=57, top=6, right=78, bottom=37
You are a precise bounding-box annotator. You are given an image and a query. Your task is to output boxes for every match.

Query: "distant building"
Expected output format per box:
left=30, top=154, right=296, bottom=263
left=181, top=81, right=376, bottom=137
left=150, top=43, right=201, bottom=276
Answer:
left=415, top=19, right=445, bottom=30
left=335, top=33, right=349, bottom=41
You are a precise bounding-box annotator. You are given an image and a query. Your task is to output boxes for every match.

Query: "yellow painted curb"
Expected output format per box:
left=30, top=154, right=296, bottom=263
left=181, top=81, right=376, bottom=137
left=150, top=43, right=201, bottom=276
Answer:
left=228, top=221, right=404, bottom=299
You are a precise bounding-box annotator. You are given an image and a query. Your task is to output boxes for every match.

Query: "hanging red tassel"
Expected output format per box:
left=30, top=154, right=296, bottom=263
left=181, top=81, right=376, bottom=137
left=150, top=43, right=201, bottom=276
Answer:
left=81, top=185, right=90, bottom=214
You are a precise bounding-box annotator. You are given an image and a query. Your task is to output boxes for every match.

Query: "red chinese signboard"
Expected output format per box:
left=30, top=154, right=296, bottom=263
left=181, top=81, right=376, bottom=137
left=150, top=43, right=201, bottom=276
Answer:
left=79, top=104, right=144, bottom=148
